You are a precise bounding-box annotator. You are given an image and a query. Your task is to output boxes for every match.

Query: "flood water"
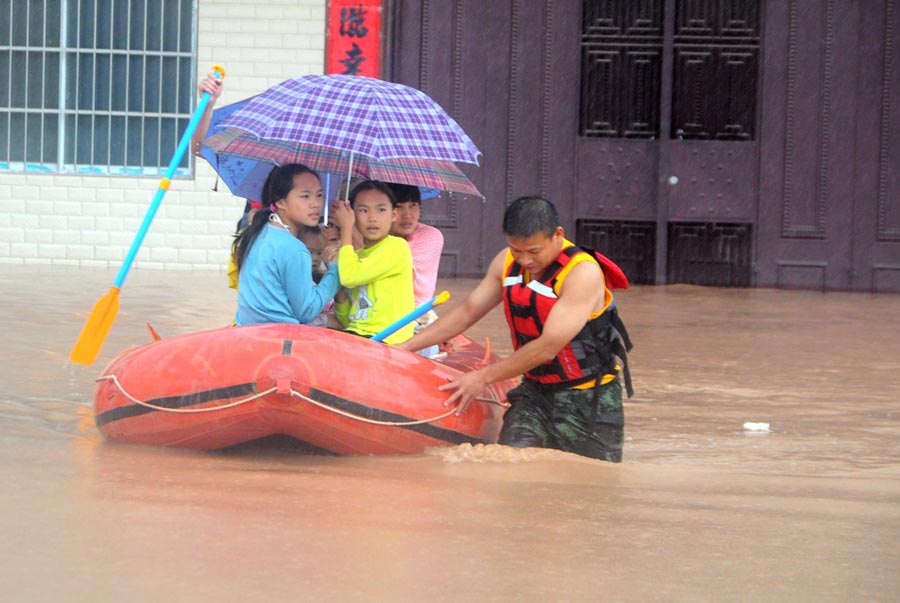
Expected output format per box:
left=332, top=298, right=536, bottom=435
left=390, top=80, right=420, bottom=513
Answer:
left=1, top=264, right=898, bottom=601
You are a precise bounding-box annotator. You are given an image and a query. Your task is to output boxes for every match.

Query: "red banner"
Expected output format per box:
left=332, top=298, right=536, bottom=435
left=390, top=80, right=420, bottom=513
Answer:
left=326, top=0, right=382, bottom=78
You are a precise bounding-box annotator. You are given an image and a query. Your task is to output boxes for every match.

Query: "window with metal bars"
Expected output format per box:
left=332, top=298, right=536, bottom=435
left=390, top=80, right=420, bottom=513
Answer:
left=670, top=0, right=760, bottom=140
left=579, top=0, right=759, bottom=141
left=0, top=0, right=196, bottom=176
left=579, top=0, right=664, bottom=138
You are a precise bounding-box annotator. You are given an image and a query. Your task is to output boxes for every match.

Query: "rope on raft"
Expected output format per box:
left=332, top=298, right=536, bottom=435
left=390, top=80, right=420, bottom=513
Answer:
left=97, top=375, right=278, bottom=413
left=290, top=390, right=458, bottom=426
left=97, top=374, right=508, bottom=427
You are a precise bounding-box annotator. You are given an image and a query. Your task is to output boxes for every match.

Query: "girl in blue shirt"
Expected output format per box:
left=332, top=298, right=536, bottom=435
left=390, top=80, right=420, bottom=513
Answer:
left=233, top=164, right=341, bottom=325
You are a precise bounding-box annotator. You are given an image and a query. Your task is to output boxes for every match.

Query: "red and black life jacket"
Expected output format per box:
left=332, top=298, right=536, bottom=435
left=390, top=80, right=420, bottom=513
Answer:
left=502, top=243, right=633, bottom=396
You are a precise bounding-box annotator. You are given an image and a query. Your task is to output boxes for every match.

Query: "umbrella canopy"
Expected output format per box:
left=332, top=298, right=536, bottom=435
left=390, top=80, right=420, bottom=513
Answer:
left=202, top=127, right=481, bottom=201
left=200, top=76, right=483, bottom=199
left=213, top=74, right=482, bottom=164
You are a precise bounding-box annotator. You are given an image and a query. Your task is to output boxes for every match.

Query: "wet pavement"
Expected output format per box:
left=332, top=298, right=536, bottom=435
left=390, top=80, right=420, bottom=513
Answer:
left=1, top=264, right=898, bottom=601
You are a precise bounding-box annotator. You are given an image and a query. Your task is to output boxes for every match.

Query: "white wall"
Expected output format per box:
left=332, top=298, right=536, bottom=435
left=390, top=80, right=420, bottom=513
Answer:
left=0, top=0, right=327, bottom=271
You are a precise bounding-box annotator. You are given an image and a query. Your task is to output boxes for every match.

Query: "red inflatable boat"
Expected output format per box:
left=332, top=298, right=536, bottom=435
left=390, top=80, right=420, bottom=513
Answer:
left=93, top=324, right=515, bottom=455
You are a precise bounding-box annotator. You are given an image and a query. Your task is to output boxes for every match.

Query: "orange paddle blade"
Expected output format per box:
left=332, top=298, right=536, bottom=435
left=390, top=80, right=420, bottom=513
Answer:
left=70, top=286, right=121, bottom=365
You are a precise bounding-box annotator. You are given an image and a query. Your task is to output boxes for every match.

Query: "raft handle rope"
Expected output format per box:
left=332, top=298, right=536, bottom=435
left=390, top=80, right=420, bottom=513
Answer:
left=290, top=390, right=457, bottom=426
left=98, top=374, right=508, bottom=427
left=97, top=375, right=279, bottom=414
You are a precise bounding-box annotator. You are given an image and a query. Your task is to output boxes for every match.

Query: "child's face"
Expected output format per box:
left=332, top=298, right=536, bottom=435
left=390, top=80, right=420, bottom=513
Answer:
left=299, top=231, right=327, bottom=275
left=277, top=172, right=324, bottom=229
left=391, top=200, right=421, bottom=238
left=352, top=189, right=396, bottom=246
left=304, top=235, right=324, bottom=264
left=322, top=221, right=341, bottom=245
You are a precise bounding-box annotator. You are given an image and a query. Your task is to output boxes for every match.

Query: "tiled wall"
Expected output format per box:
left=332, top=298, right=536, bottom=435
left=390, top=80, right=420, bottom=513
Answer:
left=0, top=0, right=327, bottom=271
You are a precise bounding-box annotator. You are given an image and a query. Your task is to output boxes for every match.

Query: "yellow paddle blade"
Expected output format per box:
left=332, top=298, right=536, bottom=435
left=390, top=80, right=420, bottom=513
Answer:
left=70, top=286, right=121, bottom=365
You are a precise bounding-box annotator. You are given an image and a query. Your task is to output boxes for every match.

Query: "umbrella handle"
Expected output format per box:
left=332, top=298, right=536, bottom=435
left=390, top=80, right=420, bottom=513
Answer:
left=370, top=291, right=450, bottom=343
left=345, top=151, right=355, bottom=202
left=112, top=64, right=226, bottom=288
left=323, top=173, right=331, bottom=224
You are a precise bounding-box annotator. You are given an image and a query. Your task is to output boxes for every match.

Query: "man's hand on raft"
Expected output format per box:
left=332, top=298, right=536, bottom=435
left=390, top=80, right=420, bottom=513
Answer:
left=439, top=369, right=490, bottom=415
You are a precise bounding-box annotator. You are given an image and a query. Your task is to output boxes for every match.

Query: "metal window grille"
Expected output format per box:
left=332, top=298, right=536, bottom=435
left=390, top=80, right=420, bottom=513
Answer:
left=579, top=0, right=664, bottom=138
left=667, top=222, right=752, bottom=286
left=671, top=0, right=760, bottom=141
left=576, top=219, right=657, bottom=285
left=579, top=0, right=759, bottom=141
left=0, top=0, right=197, bottom=176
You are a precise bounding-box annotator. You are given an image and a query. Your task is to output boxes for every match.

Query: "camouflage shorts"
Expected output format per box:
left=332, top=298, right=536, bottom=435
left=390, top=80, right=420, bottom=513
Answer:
left=498, top=378, right=624, bottom=463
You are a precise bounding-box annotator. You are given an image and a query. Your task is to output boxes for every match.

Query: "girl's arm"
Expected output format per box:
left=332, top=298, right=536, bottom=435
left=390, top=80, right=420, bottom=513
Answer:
left=283, top=248, right=341, bottom=323
left=191, top=72, right=223, bottom=155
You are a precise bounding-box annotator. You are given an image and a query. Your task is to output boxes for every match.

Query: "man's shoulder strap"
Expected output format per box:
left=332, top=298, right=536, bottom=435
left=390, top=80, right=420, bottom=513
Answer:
left=576, top=245, right=630, bottom=290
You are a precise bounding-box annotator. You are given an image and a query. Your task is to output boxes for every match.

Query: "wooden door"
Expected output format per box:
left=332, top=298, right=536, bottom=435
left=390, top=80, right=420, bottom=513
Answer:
left=387, top=0, right=512, bottom=276
left=853, top=0, right=900, bottom=292
left=388, top=0, right=899, bottom=291
left=575, top=0, right=762, bottom=286
left=756, top=0, right=900, bottom=292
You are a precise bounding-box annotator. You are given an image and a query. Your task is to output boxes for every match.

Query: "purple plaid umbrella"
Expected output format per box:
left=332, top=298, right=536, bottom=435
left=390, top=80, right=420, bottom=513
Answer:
left=203, top=126, right=482, bottom=200
left=212, top=74, right=482, bottom=164
left=200, top=76, right=484, bottom=222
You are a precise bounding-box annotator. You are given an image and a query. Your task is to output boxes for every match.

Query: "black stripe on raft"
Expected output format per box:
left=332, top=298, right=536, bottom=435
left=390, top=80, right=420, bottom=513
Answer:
left=95, top=382, right=259, bottom=427
left=307, top=388, right=489, bottom=446
left=95, top=382, right=488, bottom=447
left=282, top=339, right=293, bottom=355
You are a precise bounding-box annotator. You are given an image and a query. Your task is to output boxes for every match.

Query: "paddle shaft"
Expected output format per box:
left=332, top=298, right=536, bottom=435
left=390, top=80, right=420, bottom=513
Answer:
left=114, top=76, right=221, bottom=288
left=370, top=290, right=449, bottom=343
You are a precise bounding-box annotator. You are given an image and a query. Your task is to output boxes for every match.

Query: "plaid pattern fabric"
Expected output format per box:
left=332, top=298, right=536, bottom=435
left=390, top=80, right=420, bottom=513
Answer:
left=204, top=128, right=483, bottom=199
left=217, top=75, right=482, bottom=164
left=364, top=156, right=481, bottom=197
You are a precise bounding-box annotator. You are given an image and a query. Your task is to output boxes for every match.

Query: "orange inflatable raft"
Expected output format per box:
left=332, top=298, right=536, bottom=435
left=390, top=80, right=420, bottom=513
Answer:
left=93, top=324, right=515, bottom=455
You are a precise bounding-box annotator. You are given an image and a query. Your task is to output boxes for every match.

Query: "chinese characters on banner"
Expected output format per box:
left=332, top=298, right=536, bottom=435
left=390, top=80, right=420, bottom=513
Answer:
left=326, top=0, right=382, bottom=78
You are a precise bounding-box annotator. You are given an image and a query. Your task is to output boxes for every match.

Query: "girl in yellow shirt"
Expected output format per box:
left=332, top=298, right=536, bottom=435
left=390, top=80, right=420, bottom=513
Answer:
left=330, top=181, right=415, bottom=345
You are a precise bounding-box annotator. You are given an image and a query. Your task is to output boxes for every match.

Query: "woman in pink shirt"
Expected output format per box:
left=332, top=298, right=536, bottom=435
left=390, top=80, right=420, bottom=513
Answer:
left=389, top=184, right=444, bottom=306
left=389, top=184, right=444, bottom=357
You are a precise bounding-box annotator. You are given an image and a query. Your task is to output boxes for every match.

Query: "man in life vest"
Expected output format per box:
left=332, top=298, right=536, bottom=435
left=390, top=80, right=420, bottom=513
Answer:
left=396, top=196, right=633, bottom=462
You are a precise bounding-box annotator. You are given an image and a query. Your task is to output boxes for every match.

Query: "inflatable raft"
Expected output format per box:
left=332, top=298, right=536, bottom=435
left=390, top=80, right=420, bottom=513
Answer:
left=93, top=324, right=515, bottom=455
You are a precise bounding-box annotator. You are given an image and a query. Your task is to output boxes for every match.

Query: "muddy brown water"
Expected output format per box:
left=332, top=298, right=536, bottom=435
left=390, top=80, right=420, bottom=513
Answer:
left=1, top=265, right=898, bottom=602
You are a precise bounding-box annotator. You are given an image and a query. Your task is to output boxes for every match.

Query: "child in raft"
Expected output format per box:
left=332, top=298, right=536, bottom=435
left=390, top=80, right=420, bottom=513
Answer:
left=232, top=163, right=341, bottom=325
left=226, top=201, right=263, bottom=290
left=297, top=225, right=341, bottom=328
left=297, top=225, right=329, bottom=283
left=329, top=180, right=415, bottom=344
left=321, top=220, right=342, bottom=247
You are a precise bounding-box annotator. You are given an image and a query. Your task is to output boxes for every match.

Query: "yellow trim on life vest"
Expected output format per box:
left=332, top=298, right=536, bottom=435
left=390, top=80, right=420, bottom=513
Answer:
left=553, top=240, right=591, bottom=294
left=572, top=366, right=621, bottom=390
left=504, top=240, right=613, bottom=318
left=556, top=240, right=613, bottom=319
left=503, top=249, right=515, bottom=275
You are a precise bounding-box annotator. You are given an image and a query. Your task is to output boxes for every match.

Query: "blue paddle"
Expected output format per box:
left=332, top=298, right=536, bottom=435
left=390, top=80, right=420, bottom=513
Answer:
left=371, top=290, right=450, bottom=343
left=70, top=65, right=226, bottom=365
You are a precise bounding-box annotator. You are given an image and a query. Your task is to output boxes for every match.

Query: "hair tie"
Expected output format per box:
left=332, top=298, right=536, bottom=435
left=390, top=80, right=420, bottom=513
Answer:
left=269, top=204, right=277, bottom=212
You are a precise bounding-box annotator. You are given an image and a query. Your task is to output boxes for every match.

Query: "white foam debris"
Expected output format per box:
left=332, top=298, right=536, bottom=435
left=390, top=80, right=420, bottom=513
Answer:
left=743, top=422, right=771, bottom=432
